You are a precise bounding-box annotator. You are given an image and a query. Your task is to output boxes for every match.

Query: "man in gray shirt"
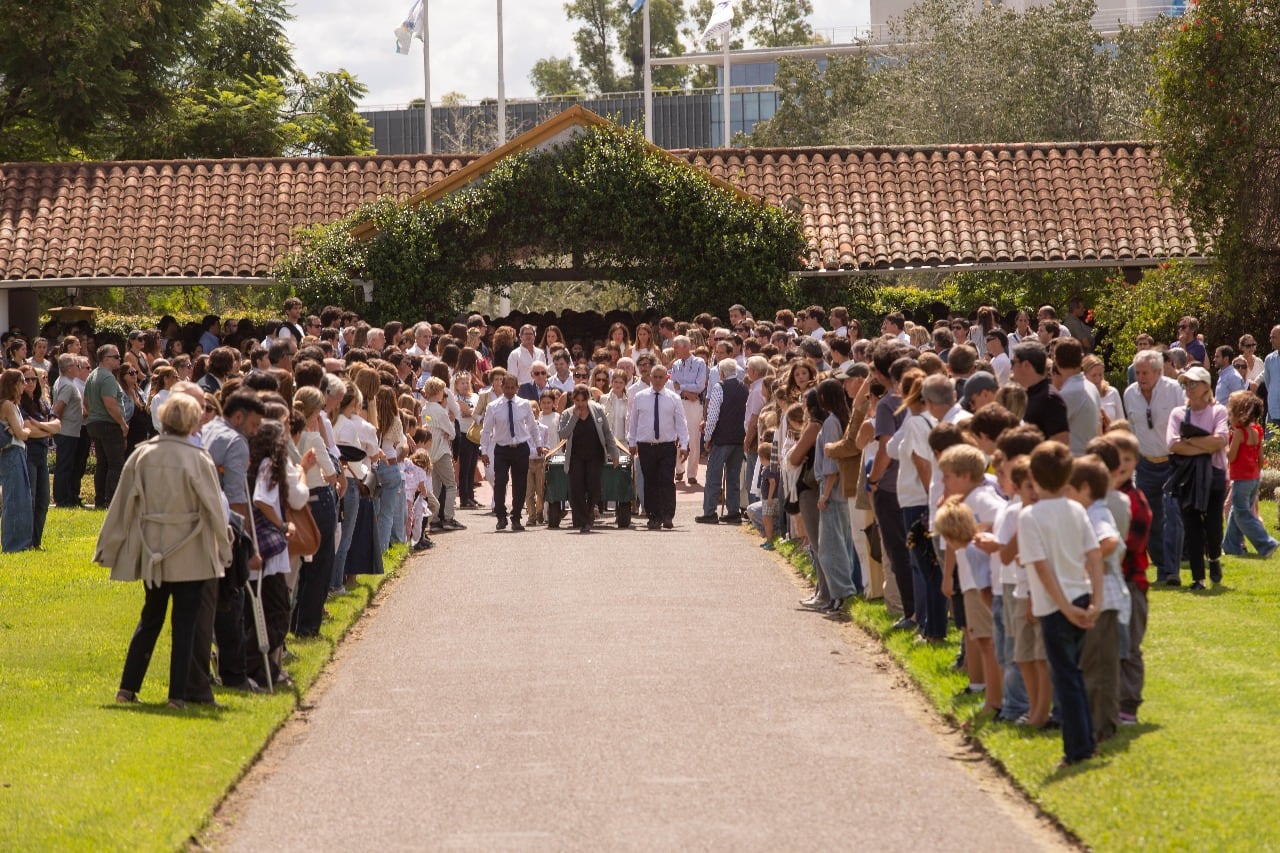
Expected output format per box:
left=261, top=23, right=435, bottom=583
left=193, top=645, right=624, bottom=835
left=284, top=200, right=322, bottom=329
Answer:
left=51, top=353, right=85, bottom=507
left=83, top=344, right=127, bottom=508
left=1054, top=338, right=1101, bottom=456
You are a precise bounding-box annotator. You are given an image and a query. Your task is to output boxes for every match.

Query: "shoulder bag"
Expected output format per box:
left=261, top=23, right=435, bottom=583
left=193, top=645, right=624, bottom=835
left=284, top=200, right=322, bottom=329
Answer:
left=287, top=502, right=322, bottom=558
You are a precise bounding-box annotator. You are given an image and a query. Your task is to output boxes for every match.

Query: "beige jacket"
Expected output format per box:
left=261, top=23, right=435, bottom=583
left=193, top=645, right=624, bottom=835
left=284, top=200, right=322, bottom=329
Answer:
left=95, top=435, right=231, bottom=587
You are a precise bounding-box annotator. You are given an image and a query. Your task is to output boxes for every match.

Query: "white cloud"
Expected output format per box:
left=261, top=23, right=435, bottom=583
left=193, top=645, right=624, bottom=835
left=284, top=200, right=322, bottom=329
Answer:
left=287, top=0, right=869, bottom=108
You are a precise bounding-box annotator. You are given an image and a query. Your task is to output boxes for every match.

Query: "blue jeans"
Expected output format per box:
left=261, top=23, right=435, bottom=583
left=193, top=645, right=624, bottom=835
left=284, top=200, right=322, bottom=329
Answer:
left=1223, top=478, right=1279, bottom=556
left=373, top=462, right=403, bottom=553
left=1041, top=595, right=1096, bottom=764
left=26, top=443, right=49, bottom=549
left=0, top=445, right=33, bottom=552
left=818, top=492, right=859, bottom=598
left=1135, top=457, right=1181, bottom=580
left=744, top=450, right=759, bottom=504
left=702, top=443, right=744, bottom=516
left=994, top=589, right=1030, bottom=721
left=332, top=476, right=360, bottom=588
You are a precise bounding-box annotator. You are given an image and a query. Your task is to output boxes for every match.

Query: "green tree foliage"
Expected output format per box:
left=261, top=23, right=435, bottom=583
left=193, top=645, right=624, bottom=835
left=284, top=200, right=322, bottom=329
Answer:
left=115, top=0, right=372, bottom=159
left=0, top=0, right=371, bottom=162
left=746, top=55, right=868, bottom=146
left=530, top=57, right=591, bottom=97
left=1151, top=0, right=1280, bottom=322
left=750, top=0, right=1172, bottom=147
left=567, top=0, right=625, bottom=92
left=276, top=124, right=804, bottom=324
left=619, top=0, right=690, bottom=90
left=739, top=0, right=815, bottom=46
left=0, top=0, right=213, bottom=161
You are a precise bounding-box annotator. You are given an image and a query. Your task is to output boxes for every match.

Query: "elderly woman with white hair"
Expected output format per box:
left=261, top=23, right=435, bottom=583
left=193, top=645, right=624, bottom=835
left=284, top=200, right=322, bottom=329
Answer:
left=100, top=393, right=231, bottom=709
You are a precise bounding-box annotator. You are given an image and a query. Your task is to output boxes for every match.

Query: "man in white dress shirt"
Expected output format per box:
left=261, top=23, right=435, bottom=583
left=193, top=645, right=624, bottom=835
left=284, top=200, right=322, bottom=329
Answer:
left=1123, top=349, right=1186, bottom=584
left=480, top=373, right=547, bottom=531
left=506, top=324, right=546, bottom=385
left=667, top=336, right=707, bottom=486
left=627, top=365, right=689, bottom=530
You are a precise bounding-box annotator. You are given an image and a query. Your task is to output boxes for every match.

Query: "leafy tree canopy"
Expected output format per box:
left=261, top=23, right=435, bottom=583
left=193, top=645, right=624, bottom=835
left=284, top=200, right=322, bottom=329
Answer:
left=535, top=0, right=815, bottom=95
left=0, top=0, right=373, bottom=162
left=749, top=0, right=1173, bottom=146
left=275, top=123, right=804, bottom=324
left=1151, top=0, right=1280, bottom=318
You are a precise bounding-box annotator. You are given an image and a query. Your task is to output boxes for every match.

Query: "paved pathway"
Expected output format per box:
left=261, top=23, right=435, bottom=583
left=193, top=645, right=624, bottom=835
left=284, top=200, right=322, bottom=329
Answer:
left=217, top=490, right=1064, bottom=851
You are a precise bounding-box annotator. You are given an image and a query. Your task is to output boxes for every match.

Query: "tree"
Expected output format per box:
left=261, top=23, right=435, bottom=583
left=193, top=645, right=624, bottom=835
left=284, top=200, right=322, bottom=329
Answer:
left=0, top=0, right=214, bottom=161
left=684, top=0, right=745, bottom=88
left=619, top=0, right=690, bottom=90
left=530, top=57, right=590, bottom=97
left=747, top=0, right=1171, bottom=147
left=739, top=0, right=815, bottom=46
left=746, top=55, right=869, bottom=146
left=1151, top=0, right=1280, bottom=321
left=111, top=0, right=372, bottom=159
left=567, top=0, right=625, bottom=92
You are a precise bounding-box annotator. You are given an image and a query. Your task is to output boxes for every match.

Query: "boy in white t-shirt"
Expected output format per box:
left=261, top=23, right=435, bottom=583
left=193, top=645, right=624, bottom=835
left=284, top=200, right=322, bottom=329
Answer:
left=403, top=447, right=434, bottom=551
left=1001, top=455, right=1052, bottom=728
left=937, top=443, right=1005, bottom=718
left=1018, top=442, right=1104, bottom=767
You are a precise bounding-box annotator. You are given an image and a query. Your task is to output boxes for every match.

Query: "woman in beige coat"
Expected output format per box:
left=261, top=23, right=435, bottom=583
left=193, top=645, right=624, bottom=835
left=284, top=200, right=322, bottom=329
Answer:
left=97, top=393, right=232, bottom=709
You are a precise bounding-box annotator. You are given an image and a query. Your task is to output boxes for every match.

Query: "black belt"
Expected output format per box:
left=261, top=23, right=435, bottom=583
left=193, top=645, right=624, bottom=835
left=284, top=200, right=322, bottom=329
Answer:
left=639, top=440, right=674, bottom=446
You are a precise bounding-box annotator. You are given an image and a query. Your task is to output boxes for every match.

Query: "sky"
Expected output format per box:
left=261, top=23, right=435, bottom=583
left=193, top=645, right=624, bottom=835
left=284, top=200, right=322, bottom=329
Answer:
left=286, top=0, right=871, bottom=109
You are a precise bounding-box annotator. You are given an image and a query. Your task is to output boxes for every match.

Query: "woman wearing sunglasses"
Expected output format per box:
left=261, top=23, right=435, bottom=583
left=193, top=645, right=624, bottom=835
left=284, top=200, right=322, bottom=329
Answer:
left=116, top=363, right=155, bottom=457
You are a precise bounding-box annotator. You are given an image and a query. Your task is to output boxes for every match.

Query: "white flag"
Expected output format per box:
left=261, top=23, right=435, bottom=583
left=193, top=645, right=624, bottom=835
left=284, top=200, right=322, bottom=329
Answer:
left=700, top=0, right=734, bottom=45
left=395, top=0, right=424, bottom=55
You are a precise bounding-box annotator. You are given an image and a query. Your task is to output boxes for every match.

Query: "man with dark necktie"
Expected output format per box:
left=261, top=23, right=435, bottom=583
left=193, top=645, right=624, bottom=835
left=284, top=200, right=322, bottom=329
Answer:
left=627, top=364, right=690, bottom=530
left=480, top=373, right=547, bottom=531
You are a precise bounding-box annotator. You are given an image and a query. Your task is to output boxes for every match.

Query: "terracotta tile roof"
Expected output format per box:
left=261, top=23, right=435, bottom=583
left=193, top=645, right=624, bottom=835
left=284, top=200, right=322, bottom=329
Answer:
left=0, top=141, right=1203, bottom=282
left=0, top=155, right=479, bottom=281
left=684, top=142, right=1204, bottom=271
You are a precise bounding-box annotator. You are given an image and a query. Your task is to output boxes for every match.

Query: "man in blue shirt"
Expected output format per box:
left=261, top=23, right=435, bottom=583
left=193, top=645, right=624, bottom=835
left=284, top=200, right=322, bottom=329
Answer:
left=1213, top=345, right=1245, bottom=405
left=1264, top=326, right=1280, bottom=433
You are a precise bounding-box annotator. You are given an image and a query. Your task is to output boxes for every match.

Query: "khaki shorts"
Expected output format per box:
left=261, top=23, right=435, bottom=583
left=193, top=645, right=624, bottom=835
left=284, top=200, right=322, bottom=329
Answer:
left=963, top=589, right=993, bottom=639
left=1012, top=596, right=1046, bottom=662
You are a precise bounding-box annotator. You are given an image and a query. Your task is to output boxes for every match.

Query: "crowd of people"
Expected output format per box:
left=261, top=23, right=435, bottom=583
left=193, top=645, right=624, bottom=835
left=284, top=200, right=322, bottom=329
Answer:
left=10, top=294, right=1274, bottom=766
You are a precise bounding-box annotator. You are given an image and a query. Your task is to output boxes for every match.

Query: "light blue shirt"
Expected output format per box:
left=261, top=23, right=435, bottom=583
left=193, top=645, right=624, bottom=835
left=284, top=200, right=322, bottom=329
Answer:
left=668, top=357, right=708, bottom=397
left=1215, top=365, right=1245, bottom=405
left=1264, top=351, right=1280, bottom=419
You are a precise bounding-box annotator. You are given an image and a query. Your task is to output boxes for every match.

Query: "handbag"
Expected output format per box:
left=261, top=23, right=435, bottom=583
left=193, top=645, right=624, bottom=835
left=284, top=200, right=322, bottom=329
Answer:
left=466, top=420, right=483, bottom=445
left=287, top=502, right=321, bottom=557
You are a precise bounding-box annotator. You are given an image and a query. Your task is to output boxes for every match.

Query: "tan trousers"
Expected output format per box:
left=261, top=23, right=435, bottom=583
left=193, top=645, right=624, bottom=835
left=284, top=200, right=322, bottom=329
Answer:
left=525, top=457, right=546, bottom=522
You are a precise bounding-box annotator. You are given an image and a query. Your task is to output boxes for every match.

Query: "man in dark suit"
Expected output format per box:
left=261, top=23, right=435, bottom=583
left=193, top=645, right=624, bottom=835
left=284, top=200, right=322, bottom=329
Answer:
left=517, top=360, right=551, bottom=401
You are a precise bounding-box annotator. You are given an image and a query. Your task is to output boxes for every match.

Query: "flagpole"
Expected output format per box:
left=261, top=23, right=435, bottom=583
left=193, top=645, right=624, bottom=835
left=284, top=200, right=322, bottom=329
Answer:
left=722, top=34, right=731, bottom=146
left=496, top=0, right=506, bottom=148
left=422, top=0, right=432, bottom=154
left=643, top=0, right=653, bottom=143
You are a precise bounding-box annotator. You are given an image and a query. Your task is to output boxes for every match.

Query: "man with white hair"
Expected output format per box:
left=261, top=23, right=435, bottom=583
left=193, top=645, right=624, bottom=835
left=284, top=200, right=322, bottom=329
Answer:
left=627, top=364, right=689, bottom=530
left=1124, top=348, right=1186, bottom=584
left=667, top=335, right=707, bottom=486
left=506, top=324, right=546, bottom=385
left=696, top=359, right=749, bottom=524
left=405, top=321, right=435, bottom=361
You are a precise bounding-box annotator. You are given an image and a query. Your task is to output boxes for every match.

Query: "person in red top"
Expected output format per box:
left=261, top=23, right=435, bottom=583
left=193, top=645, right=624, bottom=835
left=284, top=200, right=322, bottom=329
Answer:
left=1222, top=390, right=1280, bottom=558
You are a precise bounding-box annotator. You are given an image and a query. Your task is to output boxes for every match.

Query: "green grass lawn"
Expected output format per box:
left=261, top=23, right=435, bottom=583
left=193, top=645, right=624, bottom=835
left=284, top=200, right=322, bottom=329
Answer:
left=0, top=508, right=408, bottom=850
left=775, top=508, right=1280, bottom=850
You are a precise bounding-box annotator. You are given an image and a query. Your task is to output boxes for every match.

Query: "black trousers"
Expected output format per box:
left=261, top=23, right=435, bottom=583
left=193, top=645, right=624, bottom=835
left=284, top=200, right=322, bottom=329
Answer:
left=291, top=487, right=337, bottom=637
left=638, top=441, right=677, bottom=524
left=215, top=582, right=248, bottom=687
left=493, top=443, right=530, bottom=520
left=569, top=451, right=604, bottom=528
left=86, top=420, right=126, bottom=508
left=119, top=579, right=205, bottom=702
left=245, top=573, right=291, bottom=684
left=186, top=579, right=218, bottom=702
left=52, top=433, right=81, bottom=506
left=456, top=436, right=480, bottom=504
